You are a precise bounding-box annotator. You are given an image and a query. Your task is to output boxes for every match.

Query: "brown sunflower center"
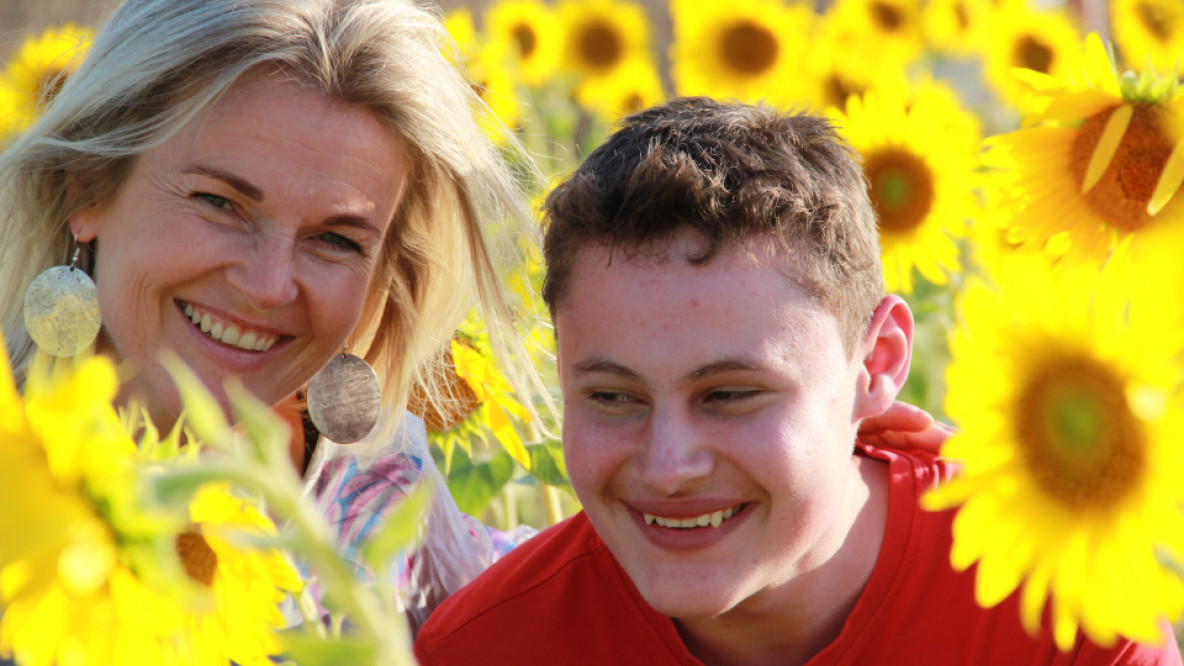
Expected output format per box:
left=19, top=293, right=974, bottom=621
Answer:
left=824, top=74, right=865, bottom=110
left=578, top=21, right=623, bottom=69
left=864, top=148, right=935, bottom=233
left=1069, top=104, right=1175, bottom=232
left=622, top=92, right=645, bottom=115
left=1137, top=1, right=1174, bottom=41
left=1015, top=354, right=1145, bottom=510
left=953, top=2, right=970, bottom=31
left=1014, top=35, right=1054, bottom=73
left=871, top=1, right=904, bottom=31
left=408, top=340, right=483, bottom=433
left=721, top=21, right=779, bottom=75
left=176, top=532, right=217, bottom=587
left=513, top=23, right=538, bottom=59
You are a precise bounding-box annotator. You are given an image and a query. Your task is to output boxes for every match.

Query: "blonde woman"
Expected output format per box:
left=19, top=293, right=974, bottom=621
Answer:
left=0, top=0, right=543, bottom=631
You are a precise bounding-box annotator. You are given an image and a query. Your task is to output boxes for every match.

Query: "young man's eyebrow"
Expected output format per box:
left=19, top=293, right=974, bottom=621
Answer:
left=683, top=358, right=764, bottom=384
left=182, top=164, right=264, bottom=201
left=571, top=359, right=643, bottom=382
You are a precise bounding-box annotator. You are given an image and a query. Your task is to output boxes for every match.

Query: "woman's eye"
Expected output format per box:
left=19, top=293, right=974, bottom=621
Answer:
left=193, top=192, right=233, bottom=211
left=316, top=231, right=363, bottom=253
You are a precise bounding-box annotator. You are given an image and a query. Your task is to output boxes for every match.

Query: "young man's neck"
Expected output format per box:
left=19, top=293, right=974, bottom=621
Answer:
left=673, top=455, right=891, bottom=666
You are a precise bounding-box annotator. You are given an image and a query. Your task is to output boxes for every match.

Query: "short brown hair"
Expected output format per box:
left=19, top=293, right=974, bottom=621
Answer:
left=542, top=97, right=884, bottom=354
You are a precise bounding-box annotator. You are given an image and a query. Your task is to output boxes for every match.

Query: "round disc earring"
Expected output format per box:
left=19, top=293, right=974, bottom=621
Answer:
left=306, top=344, right=382, bottom=444
left=23, top=241, right=101, bottom=357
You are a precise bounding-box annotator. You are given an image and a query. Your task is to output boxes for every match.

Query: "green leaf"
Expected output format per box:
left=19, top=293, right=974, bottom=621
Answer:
left=226, top=380, right=291, bottom=464
left=158, top=349, right=228, bottom=445
left=280, top=631, right=379, bottom=666
left=526, top=441, right=570, bottom=489
left=359, top=479, right=433, bottom=573
left=440, top=446, right=515, bottom=516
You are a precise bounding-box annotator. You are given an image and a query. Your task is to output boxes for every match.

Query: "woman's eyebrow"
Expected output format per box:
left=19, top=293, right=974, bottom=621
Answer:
left=182, top=164, right=264, bottom=202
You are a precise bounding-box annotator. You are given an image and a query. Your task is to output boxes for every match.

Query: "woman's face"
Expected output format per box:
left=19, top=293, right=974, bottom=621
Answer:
left=70, top=72, right=408, bottom=427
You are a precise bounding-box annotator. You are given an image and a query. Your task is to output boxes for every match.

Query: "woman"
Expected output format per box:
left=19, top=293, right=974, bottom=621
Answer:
left=0, top=0, right=540, bottom=631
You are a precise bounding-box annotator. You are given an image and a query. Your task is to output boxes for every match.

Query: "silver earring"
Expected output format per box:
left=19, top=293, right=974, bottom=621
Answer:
left=23, top=238, right=101, bottom=357
left=306, top=344, right=382, bottom=444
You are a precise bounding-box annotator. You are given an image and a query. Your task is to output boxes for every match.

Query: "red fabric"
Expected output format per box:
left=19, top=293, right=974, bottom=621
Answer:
left=415, top=444, right=1184, bottom=665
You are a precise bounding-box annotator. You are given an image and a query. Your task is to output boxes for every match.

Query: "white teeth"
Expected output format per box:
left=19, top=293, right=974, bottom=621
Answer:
left=182, top=301, right=276, bottom=353
left=238, top=332, right=256, bottom=350
left=643, top=506, right=742, bottom=529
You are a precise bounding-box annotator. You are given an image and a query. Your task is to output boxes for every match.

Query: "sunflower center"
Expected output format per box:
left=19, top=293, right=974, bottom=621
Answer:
left=871, top=2, right=904, bottom=31
left=824, top=74, right=865, bottom=110
left=513, top=23, right=538, bottom=59
left=1070, top=104, right=1175, bottom=231
left=720, top=21, right=779, bottom=76
left=176, top=532, right=217, bottom=587
left=408, top=340, right=483, bottom=433
left=864, top=148, right=934, bottom=233
left=1015, top=354, right=1145, bottom=510
left=953, top=2, right=970, bottom=31
left=1014, top=36, right=1054, bottom=73
left=578, top=21, right=623, bottom=69
left=1137, top=1, right=1173, bottom=41
left=622, top=92, right=645, bottom=115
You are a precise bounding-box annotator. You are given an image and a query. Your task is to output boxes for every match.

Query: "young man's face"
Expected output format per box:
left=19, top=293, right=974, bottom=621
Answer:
left=555, top=229, right=878, bottom=621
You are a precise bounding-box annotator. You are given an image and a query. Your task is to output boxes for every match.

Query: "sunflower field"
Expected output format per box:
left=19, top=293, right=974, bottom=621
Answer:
left=3, top=0, right=1184, bottom=659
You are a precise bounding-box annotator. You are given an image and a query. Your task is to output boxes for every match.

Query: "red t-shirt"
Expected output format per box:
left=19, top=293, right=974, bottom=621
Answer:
left=415, top=444, right=1183, bottom=665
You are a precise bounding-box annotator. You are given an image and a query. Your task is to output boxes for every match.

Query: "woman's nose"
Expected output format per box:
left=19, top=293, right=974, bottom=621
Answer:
left=225, top=230, right=299, bottom=312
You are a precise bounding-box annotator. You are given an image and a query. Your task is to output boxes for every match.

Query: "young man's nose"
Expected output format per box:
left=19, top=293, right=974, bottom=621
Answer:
left=637, top=407, right=714, bottom=495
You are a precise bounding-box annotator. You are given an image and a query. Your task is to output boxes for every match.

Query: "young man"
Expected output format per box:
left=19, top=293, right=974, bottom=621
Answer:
left=415, top=99, right=1182, bottom=665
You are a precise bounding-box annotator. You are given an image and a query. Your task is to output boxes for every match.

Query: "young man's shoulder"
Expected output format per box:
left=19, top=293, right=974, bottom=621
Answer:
left=414, top=512, right=695, bottom=665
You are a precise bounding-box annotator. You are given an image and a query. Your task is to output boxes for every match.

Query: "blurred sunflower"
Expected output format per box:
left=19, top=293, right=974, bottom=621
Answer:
left=462, top=41, right=524, bottom=145
left=981, top=3, right=1083, bottom=108
left=1110, top=0, right=1184, bottom=74
left=670, top=0, right=813, bottom=106
left=575, top=57, right=665, bottom=121
left=0, top=351, right=299, bottom=666
left=0, top=24, right=93, bottom=139
left=409, top=319, right=532, bottom=471
left=983, top=33, right=1184, bottom=267
left=921, top=0, right=992, bottom=57
left=485, top=0, right=563, bottom=86
left=444, top=8, right=479, bottom=64
left=801, top=27, right=910, bottom=112
left=835, top=84, right=981, bottom=294
left=824, top=0, right=925, bottom=70
left=557, top=0, right=650, bottom=87
left=924, top=258, right=1184, bottom=650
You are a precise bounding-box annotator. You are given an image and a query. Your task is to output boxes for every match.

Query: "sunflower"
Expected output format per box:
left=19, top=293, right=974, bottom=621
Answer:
left=823, top=0, right=925, bottom=71
left=835, top=84, right=981, bottom=294
left=670, top=0, right=813, bottom=107
left=409, top=316, right=533, bottom=471
left=1110, top=0, right=1184, bottom=74
left=575, top=56, right=665, bottom=121
left=981, top=3, right=1084, bottom=109
left=924, top=258, right=1184, bottom=650
left=462, top=40, right=524, bottom=145
left=557, top=0, right=651, bottom=86
left=444, top=8, right=479, bottom=65
left=983, top=33, right=1184, bottom=269
left=800, top=25, right=911, bottom=112
left=485, top=0, right=563, bottom=86
left=0, top=351, right=299, bottom=666
left=921, top=0, right=992, bottom=57
left=0, top=24, right=93, bottom=139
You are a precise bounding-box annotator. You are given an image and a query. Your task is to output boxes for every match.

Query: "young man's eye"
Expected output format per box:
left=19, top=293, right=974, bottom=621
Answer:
left=705, top=389, right=759, bottom=403
left=587, top=390, right=645, bottom=413
left=316, top=231, right=363, bottom=253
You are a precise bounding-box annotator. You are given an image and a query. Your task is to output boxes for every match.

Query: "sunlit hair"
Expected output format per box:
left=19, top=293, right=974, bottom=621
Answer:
left=0, top=0, right=549, bottom=445
left=542, top=97, right=883, bottom=354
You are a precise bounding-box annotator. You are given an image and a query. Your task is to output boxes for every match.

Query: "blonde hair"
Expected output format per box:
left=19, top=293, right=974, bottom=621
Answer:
left=0, top=0, right=550, bottom=443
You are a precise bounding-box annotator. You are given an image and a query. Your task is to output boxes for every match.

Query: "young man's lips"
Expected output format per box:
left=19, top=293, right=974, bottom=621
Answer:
left=627, top=502, right=752, bottom=552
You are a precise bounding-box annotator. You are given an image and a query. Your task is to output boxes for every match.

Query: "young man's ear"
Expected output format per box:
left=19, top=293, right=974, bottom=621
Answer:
left=853, top=295, right=913, bottom=420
